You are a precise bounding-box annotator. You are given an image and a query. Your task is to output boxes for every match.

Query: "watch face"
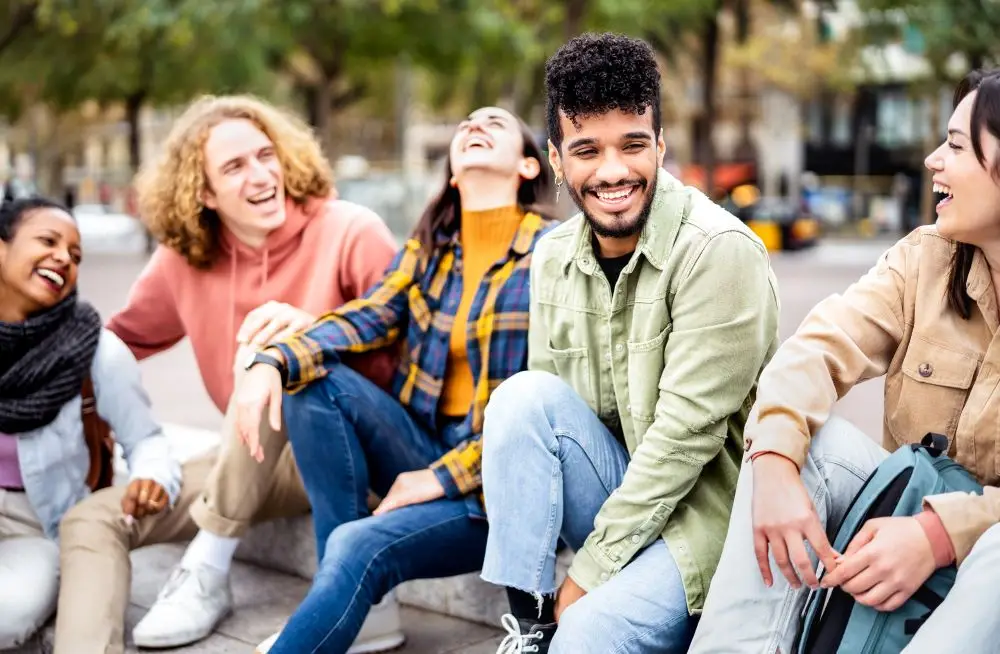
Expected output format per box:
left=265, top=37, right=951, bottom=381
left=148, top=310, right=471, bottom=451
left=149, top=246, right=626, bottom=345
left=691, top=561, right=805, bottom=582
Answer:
left=244, top=349, right=259, bottom=370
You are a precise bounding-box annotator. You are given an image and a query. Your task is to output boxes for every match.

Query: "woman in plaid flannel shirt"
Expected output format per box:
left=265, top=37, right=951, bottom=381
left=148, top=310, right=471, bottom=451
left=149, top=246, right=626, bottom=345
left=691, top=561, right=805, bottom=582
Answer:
left=238, top=107, right=559, bottom=654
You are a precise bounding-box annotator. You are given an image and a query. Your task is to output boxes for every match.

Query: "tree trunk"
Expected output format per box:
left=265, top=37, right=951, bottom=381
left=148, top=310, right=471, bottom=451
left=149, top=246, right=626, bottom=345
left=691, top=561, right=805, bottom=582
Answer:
left=699, top=16, right=720, bottom=198
left=314, top=78, right=334, bottom=156
left=125, top=91, right=145, bottom=174
left=733, top=0, right=756, bottom=162
left=565, top=0, right=587, bottom=40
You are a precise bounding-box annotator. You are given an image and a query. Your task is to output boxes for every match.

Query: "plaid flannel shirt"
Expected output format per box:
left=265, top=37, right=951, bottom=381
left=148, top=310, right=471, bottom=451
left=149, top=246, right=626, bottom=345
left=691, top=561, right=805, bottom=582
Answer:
left=273, top=211, right=554, bottom=499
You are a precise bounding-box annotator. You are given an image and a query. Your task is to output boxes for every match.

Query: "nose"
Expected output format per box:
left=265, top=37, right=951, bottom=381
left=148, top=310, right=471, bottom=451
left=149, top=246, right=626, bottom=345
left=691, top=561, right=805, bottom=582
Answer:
left=247, top=156, right=271, bottom=181
left=49, top=246, right=71, bottom=265
left=595, top=149, right=630, bottom=184
left=925, top=143, right=945, bottom=172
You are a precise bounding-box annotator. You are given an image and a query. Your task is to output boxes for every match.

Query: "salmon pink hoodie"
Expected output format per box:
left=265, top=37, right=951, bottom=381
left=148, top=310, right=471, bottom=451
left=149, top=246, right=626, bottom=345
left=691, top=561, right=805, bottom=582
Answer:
left=107, top=195, right=398, bottom=413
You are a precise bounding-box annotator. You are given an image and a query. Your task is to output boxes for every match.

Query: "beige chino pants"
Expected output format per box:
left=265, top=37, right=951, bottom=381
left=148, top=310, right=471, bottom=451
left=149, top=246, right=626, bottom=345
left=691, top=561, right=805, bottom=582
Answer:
left=53, top=366, right=310, bottom=654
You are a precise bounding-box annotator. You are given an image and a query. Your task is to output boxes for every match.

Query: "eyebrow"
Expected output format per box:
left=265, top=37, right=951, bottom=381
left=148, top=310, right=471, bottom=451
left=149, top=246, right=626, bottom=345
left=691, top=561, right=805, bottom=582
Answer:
left=566, top=131, right=653, bottom=150
left=948, top=128, right=969, bottom=138
left=466, top=112, right=510, bottom=123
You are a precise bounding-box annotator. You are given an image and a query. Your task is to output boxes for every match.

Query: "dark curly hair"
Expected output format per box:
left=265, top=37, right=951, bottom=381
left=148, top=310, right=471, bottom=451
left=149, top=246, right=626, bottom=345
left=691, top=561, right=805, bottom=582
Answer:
left=545, top=32, right=661, bottom=150
left=0, top=196, right=72, bottom=242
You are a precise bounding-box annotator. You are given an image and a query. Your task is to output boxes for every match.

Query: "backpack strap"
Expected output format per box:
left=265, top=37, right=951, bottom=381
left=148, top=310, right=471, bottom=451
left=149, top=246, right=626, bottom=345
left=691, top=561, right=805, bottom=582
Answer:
left=920, top=433, right=950, bottom=458
left=82, top=377, right=115, bottom=491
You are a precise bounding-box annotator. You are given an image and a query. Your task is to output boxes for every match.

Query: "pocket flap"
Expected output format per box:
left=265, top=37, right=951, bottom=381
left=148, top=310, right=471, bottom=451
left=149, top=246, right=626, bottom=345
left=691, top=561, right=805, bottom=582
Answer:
left=901, top=337, right=979, bottom=389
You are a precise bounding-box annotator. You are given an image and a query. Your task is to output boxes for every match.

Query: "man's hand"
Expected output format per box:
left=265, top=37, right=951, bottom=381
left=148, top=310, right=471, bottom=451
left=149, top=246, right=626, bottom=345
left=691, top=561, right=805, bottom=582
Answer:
left=373, top=469, right=445, bottom=516
left=237, top=301, right=315, bottom=348
left=554, top=576, right=587, bottom=622
left=121, top=479, right=168, bottom=520
left=752, top=453, right=840, bottom=589
left=235, top=359, right=284, bottom=462
left=821, top=516, right=936, bottom=611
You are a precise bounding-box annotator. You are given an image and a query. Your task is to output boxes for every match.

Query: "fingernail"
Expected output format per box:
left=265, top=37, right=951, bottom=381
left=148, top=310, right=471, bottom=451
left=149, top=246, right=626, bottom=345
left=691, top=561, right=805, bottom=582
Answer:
left=122, top=515, right=135, bottom=527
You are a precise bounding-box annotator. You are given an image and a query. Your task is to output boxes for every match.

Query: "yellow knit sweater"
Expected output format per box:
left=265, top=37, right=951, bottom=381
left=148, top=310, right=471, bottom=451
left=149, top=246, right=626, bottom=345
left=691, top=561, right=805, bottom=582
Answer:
left=439, top=205, right=524, bottom=416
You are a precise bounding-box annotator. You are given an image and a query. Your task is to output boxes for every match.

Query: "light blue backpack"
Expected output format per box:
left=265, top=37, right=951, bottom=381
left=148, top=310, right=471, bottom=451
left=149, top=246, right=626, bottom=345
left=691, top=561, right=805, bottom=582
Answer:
left=798, top=433, right=983, bottom=654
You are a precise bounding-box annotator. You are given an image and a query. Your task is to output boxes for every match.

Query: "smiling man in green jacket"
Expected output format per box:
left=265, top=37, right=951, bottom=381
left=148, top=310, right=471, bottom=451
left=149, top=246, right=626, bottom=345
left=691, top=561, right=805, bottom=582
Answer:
left=479, top=33, right=781, bottom=654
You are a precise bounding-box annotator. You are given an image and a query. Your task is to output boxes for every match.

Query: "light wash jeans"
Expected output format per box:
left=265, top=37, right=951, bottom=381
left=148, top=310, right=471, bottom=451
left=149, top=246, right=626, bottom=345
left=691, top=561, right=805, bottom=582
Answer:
left=480, top=371, right=694, bottom=654
left=689, top=414, right=1000, bottom=653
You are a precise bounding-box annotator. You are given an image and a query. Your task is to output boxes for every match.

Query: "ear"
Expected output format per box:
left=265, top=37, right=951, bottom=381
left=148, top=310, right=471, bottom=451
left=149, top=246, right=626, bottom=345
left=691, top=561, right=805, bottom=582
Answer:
left=547, top=139, right=563, bottom=180
left=202, top=186, right=218, bottom=211
left=518, top=156, right=541, bottom=181
left=656, top=129, right=667, bottom=168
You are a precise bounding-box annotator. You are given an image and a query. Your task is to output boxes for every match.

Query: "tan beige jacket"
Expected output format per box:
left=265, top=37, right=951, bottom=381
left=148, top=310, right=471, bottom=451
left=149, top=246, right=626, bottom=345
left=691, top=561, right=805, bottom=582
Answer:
left=747, top=226, right=1000, bottom=564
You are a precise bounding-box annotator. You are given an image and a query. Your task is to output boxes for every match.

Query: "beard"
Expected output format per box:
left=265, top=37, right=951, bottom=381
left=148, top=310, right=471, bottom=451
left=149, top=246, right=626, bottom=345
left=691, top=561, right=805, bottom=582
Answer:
left=567, top=170, right=657, bottom=240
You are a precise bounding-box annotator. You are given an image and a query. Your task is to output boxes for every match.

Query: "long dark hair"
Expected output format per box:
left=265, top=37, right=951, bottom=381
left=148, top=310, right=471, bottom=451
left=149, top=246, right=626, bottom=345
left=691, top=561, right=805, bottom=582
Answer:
left=948, top=69, right=1000, bottom=318
left=410, top=114, right=556, bottom=253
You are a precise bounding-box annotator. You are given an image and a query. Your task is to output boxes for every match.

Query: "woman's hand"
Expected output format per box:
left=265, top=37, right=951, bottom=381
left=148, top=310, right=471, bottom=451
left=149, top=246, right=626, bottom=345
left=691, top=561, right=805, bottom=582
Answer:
left=373, top=469, right=445, bottom=516
left=821, top=516, right=936, bottom=611
left=237, top=301, right=315, bottom=348
left=121, top=478, right=168, bottom=521
left=752, top=454, right=840, bottom=589
left=234, top=360, right=284, bottom=462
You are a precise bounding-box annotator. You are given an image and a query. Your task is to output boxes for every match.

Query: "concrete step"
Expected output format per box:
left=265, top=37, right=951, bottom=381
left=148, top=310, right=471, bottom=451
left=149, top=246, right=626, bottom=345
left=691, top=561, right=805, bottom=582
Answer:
left=9, top=543, right=504, bottom=654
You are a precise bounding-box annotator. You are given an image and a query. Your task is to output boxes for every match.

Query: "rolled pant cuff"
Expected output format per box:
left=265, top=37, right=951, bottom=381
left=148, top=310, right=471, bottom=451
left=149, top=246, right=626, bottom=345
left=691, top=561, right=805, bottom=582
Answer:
left=189, top=498, right=250, bottom=538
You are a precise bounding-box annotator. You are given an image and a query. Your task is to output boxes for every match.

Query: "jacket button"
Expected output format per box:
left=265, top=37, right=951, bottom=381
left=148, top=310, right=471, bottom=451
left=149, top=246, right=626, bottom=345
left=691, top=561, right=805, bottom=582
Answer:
left=918, top=363, right=933, bottom=378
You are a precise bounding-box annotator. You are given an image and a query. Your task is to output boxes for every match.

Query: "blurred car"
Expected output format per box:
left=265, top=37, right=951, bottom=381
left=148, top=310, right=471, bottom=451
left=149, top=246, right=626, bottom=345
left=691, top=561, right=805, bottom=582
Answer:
left=72, top=204, right=147, bottom=254
left=723, top=186, right=820, bottom=252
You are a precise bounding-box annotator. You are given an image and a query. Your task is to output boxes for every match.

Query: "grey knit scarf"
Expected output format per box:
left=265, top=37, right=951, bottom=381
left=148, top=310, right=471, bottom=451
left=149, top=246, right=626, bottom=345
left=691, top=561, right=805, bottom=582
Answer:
left=0, top=292, right=102, bottom=433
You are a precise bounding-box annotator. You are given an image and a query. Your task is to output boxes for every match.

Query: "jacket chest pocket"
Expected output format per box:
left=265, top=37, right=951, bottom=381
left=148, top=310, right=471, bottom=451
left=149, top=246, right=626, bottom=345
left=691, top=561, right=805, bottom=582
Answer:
left=888, top=337, right=978, bottom=446
left=626, top=324, right=672, bottom=422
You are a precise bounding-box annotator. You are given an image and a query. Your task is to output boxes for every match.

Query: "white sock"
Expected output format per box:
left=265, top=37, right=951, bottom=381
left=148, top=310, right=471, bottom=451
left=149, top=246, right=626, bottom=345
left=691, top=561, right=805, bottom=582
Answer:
left=181, top=530, right=241, bottom=574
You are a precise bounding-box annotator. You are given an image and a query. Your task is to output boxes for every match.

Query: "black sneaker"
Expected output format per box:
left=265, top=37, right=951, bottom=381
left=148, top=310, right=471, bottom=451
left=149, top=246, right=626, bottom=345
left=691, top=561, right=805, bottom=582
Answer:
left=496, top=614, right=557, bottom=653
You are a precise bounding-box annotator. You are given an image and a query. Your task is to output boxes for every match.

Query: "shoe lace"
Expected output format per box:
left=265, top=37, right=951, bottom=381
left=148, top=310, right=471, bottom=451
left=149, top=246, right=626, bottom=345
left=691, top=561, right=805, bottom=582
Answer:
left=496, top=614, right=544, bottom=654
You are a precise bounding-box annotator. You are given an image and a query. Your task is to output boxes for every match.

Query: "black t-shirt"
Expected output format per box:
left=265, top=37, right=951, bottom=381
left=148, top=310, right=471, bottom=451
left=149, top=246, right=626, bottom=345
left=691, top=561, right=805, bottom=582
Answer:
left=596, top=251, right=633, bottom=292
left=595, top=247, right=635, bottom=454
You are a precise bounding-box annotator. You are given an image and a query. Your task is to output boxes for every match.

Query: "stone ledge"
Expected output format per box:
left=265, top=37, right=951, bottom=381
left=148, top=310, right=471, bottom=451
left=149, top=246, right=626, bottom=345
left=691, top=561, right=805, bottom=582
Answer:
left=115, top=425, right=571, bottom=627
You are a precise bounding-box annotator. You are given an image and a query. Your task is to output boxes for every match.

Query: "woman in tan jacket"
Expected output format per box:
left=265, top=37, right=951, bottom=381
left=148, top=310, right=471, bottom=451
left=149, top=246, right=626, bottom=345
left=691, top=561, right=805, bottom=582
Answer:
left=690, top=68, right=1000, bottom=653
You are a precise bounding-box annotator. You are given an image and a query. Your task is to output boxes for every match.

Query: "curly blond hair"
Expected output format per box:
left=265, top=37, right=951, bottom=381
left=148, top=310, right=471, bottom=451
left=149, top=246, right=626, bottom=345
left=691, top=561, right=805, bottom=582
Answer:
left=135, top=94, right=333, bottom=268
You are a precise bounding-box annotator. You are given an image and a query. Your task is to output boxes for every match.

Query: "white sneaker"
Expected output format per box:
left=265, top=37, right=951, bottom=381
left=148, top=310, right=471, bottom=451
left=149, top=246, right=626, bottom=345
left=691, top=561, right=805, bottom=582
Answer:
left=350, top=592, right=406, bottom=654
left=132, top=564, right=233, bottom=648
left=255, top=630, right=279, bottom=654
left=254, top=593, right=405, bottom=654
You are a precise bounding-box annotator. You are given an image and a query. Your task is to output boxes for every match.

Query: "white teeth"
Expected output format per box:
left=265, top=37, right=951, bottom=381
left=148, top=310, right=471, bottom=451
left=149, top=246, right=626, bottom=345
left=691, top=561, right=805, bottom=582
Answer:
left=596, top=188, right=633, bottom=201
left=933, top=183, right=953, bottom=196
left=248, top=189, right=277, bottom=203
left=37, top=269, right=64, bottom=287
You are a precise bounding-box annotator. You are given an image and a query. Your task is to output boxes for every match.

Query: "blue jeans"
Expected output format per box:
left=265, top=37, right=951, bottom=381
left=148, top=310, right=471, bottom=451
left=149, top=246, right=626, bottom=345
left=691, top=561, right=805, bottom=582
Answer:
left=480, top=371, right=694, bottom=653
left=270, top=364, right=488, bottom=654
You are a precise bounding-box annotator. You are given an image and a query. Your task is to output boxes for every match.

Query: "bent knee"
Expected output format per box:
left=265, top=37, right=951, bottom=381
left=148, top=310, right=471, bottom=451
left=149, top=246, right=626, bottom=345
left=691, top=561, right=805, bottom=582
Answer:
left=58, top=487, right=129, bottom=543
left=487, top=371, right=563, bottom=411
left=963, top=523, right=1000, bottom=570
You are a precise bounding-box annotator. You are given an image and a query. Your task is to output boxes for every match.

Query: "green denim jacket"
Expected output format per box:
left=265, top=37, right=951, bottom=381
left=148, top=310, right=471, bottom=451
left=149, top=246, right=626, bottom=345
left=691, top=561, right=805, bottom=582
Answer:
left=528, top=170, right=780, bottom=612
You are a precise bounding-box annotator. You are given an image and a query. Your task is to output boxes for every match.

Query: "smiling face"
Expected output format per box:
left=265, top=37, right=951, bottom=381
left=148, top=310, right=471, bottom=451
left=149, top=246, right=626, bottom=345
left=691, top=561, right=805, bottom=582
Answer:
left=202, top=118, right=286, bottom=246
left=549, top=108, right=665, bottom=245
left=0, top=207, right=80, bottom=318
left=925, top=91, right=1000, bottom=248
left=448, top=107, right=539, bottom=183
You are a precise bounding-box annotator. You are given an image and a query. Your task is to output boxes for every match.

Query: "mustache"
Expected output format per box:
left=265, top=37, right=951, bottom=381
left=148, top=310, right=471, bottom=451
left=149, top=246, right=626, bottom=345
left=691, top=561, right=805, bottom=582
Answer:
left=583, top=179, right=647, bottom=193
